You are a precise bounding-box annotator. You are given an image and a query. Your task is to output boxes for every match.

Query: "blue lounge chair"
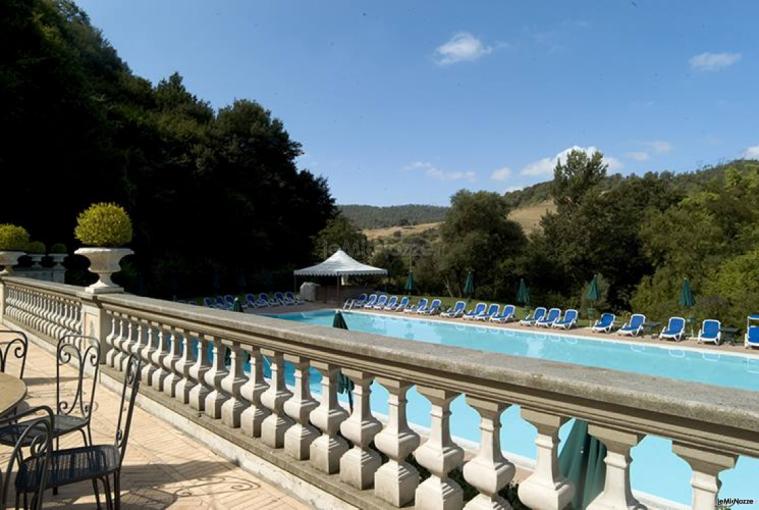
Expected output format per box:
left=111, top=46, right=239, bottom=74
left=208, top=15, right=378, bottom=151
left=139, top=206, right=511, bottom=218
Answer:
left=383, top=296, right=399, bottom=310
left=745, top=326, right=759, bottom=348
left=419, top=299, right=442, bottom=315
left=463, top=303, right=487, bottom=320
left=404, top=298, right=427, bottom=313
left=393, top=296, right=410, bottom=311
left=203, top=296, right=216, bottom=308
left=476, top=303, right=500, bottom=321
left=224, top=295, right=236, bottom=308
left=490, top=304, right=516, bottom=323
left=373, top=295, right=389, bottom=310
left=696, top=319, right=721, bottom=345
left=552, top=309, right=578, bottom=329
left=363, top=294, right=378, bottom=309
left=618, top=313, right=646, bottom=336
left=285, top=291, right=303, bottom=304
left=274, top=291, right=292, bottom=305
left=660, top=317, right=686, bottom=341
left=244, top=293, right=258, bottom=309
left=258, top=293, right=278, bottom=306
left=442, top=301, right=466, bottom=318
left=591, top=313, right=615, bottom=333
left=352, top=293, right=368, bottom=307
left=520, top=307, right=547, bottom=326
left=536, top=308, right=561, bottom=328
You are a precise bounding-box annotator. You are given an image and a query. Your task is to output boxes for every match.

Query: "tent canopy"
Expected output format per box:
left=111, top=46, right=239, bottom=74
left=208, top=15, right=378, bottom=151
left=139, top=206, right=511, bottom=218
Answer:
left=294, top=249, right=387, bottom=277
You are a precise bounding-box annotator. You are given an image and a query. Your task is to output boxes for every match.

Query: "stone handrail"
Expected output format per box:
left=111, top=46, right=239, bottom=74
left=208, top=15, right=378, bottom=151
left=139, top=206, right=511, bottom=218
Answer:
left=1, top=277, right=83, bottom=340
left=2, top=276, right=758, bottom=510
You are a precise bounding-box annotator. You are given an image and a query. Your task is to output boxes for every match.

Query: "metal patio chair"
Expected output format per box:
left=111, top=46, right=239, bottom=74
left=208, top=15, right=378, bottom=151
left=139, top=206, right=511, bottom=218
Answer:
left=0, top=330, right=28, bottom=380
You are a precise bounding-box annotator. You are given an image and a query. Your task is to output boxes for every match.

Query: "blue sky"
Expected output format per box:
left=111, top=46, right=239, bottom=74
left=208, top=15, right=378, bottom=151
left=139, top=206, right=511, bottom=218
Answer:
left=77, top=0, right=759, bottom=206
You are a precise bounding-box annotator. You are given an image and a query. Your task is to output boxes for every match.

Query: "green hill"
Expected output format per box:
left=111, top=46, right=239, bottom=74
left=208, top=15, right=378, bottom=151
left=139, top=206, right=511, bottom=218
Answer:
left=339, top=204, right=449, bottom=229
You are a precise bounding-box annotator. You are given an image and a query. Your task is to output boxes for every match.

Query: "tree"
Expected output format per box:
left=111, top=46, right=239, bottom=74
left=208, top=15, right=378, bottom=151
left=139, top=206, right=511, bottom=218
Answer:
left=551, top=150, right=607, bottom=209
left=312, top=215, right=370, bottom=261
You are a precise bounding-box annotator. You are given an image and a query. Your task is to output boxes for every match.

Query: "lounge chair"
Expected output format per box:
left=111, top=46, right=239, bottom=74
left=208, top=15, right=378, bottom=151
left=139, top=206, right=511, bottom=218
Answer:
left=552, top=309, right=578, bottom=329
left=259, top=293, right=278, bottom=306
left=383, top=296, right=399, bottom=310
left=745, top=326, right=759, bottom=348
left=617, top=313, right=646, bottom=336
left=363, top=294, right=378, bottom=309
left=373, top=295, right=389, bottom=310
left=224, top=294, right=236, bottom=308
left=215, top=296, right=227, bottom=309
left=520, top=307, right=547, bottom=326
left=419, top=298, right=442, bottom=315
left=659, top=317, right=686, bottom=341
left=476, top=303, right=500, bottom=321
left=490, top=304, right=516, bottom=323
left=404, top=298, right=427, bottom=313
left=536, top=308, right=561, bottom=328
left=285, top=291, right=303, bottom=304
left=244, top=293, right=259, bottom=309
left=591, top=313, right=615, bottom=333
left=203, top=296, right=216, bottom=308
left=441, top=300, right=466, bottom=318
left=463, top=303, right=487, bottom=321
left=352, top=293, right=368, bottom=307
left=393, top=296, right=410, bottom=311
left=696, top=319, right=721, bottom=345
left=274, top=291, right=292, bottom=305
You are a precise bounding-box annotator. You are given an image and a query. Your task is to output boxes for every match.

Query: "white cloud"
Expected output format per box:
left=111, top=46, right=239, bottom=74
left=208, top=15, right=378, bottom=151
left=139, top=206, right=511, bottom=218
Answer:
left=405, top=161, right=476, bottom=182
left=689, top=52, right=741, bottom=72
left=490, top=167, right=512, bottom=181
left=643, top=140, right=672, bottom=154
left=520, top=146, right=623, bottom=176
left=435, top=32, right=492, bottom=65
left=626, top=151, right=649, bottom=161
left=742, top=145, right=759, bottom=160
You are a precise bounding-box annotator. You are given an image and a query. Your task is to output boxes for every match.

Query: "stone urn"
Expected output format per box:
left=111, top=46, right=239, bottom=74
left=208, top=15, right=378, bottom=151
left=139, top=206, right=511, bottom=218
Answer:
left=49, top=253, right=67, bottom=268
left=74, top=247, right=133, bottom=294
left=29, top=254, right=44, bottom=268
left=0, top=251, right=25, bottom=275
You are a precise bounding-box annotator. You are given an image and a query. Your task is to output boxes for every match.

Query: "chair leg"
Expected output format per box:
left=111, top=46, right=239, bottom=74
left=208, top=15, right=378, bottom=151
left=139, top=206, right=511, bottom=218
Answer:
left=87, top=423, right=94, bottom=447
left=114, top=470, right=121, bottom=510
left=103, top=476, right=114, bottom=510
left=92, top=477, right=103, bottom=510
left=53, top=435, right=59, bottom=496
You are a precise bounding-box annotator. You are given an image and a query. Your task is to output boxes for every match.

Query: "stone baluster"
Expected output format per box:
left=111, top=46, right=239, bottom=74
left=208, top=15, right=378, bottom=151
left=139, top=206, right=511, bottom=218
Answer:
left=114, top=317, right=134, bottom=371
left=339, top=369, right=382, bottom=489
left=413, top=386, right=464, bottom=510
left=586, top=424, right=646, bottom=510
left=104, top=313, right=119, bottom=367
left=517, top=408, right=574, bottom=510
left=30, top=293, right=43, bottom=332
left=65, top=299, right=77, bottom=334
left=672, top=443, right=737, bottom=510
left=309, top=361, right=349, bottom=473
left=162, top=326, right=182, bottom=397
left=283, top=354, right=319, bottom=459
left=463, top=397, right=515, bottom=510
left=260, top=349, right=293, bottom=447
left=240, top=345, right=270, bottom=437
left=139, top=320, right=157, bottom=382
left=53, top=299, right=66, bottom=339
left=204, top=336, right=230, bottom=419
left=220, top=340, right=248, bottom=427
left=174, top=329, right=197, bottom=404
left=150, top=323, right=169, bottom=390
left=188, top=334, right=212, bottom=411
left=374, top=378, right=420, bottom=506
left=43, top=295, right=55, bottom=337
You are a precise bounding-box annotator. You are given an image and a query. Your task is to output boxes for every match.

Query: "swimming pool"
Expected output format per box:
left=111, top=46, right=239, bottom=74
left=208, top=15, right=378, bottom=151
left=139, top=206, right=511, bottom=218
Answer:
left=267, top=309, right=759, bottom=507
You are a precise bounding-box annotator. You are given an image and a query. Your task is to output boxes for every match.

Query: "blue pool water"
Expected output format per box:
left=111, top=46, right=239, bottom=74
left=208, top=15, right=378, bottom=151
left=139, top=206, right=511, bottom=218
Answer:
left=264, top=309, right=759, bottom=506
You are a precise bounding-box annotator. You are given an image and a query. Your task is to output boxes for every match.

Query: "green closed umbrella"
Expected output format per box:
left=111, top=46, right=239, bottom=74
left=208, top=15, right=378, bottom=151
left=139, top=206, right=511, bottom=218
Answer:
left=585, top=274, right=600, bottom=326
left=679, top=278, right=696, bottom=337
left=463, top=271, right=475, bottom=297
left=232, top=297, right=244, bottom=313
left=559, top=420, right=607, bottom=509
left=332, top=311, right=354, bottom=412
left=516, top=278, right=530, bottom=306
left=404, top=271, right=415, bottom=294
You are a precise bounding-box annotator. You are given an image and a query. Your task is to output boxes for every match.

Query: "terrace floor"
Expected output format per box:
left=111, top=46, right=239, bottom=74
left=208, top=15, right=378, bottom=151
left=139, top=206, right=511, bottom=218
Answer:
left=0, top=329, right=310, bottom=510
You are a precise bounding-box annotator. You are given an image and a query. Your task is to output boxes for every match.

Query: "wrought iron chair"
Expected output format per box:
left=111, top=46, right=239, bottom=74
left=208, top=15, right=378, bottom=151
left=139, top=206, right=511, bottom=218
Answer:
left=14, top=355, right=142, bottom=510
left=0, top=405, right=53, bottom=510
left=0, top=330, right=28, bottom=379
left=0, top=335, right=100, bottom=451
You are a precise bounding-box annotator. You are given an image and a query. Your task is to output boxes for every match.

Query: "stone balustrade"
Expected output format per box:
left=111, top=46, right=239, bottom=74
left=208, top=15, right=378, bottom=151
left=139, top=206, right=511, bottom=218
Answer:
left=1, top=275, right=758, bottom=510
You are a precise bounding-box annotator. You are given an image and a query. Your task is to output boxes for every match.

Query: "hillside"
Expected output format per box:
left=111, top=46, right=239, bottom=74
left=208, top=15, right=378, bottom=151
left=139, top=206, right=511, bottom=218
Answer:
left=340, top=204, right=449, bottom=229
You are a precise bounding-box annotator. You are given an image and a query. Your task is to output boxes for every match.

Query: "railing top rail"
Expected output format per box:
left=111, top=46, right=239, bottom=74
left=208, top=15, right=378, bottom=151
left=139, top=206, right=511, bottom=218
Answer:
left=2, top=276, right=84, bottom=299
left=97, top=293, right=759, bottom=450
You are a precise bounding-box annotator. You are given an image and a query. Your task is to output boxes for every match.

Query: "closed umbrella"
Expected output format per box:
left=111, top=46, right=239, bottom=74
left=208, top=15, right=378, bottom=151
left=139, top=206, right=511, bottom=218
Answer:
left=232, top=297, right=243, bottom=313
left=516, top=278, right=530, bottom=306
left=405, top=271, right=415, bottom=294
left=559, top=420, right=607, bottom=509
left=463, top=271, right=475, bottom=297
left=332, top=311, right=354, bottom=412
left=679, top=278, right=696, bottom=336
left=585, top=274, right=600, bottom=326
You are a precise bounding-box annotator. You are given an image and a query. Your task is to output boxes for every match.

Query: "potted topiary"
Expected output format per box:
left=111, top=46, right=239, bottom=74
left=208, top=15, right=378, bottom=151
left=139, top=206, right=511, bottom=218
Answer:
left=0, top=224, right=30, bottom=275
left=74, top=203, right=134, bottom=293
left=26, top=240, right=46, bottom=267
left=49, top=242, right=68, bottom=268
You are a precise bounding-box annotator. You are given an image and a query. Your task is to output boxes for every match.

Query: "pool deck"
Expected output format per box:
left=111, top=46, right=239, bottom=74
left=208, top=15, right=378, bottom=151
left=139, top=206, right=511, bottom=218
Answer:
left=252, top=302, right=759, bottom=357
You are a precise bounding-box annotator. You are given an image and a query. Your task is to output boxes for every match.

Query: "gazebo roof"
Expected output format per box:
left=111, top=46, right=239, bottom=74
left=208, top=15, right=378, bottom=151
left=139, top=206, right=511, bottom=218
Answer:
left=293, top=249, right=387, bottom=277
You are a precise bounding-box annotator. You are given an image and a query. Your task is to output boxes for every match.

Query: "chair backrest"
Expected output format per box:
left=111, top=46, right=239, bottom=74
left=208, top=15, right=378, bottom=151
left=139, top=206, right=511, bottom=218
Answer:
left=224, top=294, right=235, bottom=304
left=503, top=304, right=515, bottom=317
left=356, top=293, right=368, bottom=302
left=630, top=313, right=646, bottom=329
left=473, top=302, right=486, bottom=314
left=259, top=293, right=270, bottom=301
left=454, top=301, right=466, bottom=312
left=0, top=329, right=28, bottom=379
left=564, top=309, right=578, bottom=322
left=56, top=335, right=101, bottom=423
left=203, top=297, right=214, bottom=307
left=701, top=319, right=720, bottom=337
left=430, top=299, right=442, bottom=309
left=416, top=298, right=429, bottom=309
left=365, top=294, right=378, bottom=305
left=599, top=312, right=615, bottom=326
left=398, top=296, right=409, bottom=307
left=245, top=293, right=257, bottom=304
left=533, top=307, right=547, bottom=320
left=0, top=405, right=54, bottom=510
left=376, top=295, right=388, bottom=305
left=386, top=296, right=398, bottom=306
left=668, top=316, right=685, bottom=331
left=545, top=308, right=561, bottom=321
left=748, top=326, right=759, bottom=343
left=486, top=303, right=499, bottom=316
left=114, top=355, right=142, bottom=467
left=274, top=292, right=286, bottom=301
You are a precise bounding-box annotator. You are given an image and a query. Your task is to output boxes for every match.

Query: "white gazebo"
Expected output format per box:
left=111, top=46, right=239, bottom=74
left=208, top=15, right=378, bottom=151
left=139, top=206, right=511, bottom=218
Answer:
left=294, top=249, right=387, bottom=301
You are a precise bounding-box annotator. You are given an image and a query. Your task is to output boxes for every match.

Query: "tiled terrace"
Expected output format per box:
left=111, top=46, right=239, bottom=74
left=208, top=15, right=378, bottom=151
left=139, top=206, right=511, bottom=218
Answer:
left=0, top=330, right=309, bottom=510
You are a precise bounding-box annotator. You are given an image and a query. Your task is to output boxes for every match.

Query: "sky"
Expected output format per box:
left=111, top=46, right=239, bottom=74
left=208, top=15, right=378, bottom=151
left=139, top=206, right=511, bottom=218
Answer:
left=77, top=0, right=759, bottom=206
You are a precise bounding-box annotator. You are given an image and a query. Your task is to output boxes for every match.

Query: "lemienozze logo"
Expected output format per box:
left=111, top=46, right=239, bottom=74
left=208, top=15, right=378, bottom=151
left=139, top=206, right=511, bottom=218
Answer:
left=717, top=498, right=755, bottom=509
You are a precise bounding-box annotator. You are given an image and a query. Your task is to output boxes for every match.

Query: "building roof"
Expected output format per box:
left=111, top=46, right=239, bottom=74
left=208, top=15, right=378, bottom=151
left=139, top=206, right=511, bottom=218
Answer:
left=293, top=249, right=388, bottom=277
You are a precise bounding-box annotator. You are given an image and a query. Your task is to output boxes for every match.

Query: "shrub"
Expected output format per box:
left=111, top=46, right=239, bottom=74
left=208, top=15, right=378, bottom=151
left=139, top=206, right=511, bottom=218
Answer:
left=26, top=240, right=46, bottom=254
left=0, top=224, right=30, bottom=251
left=50, top=242, right=67, bottom=253
left=74, top=203, right=133, bottom=247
